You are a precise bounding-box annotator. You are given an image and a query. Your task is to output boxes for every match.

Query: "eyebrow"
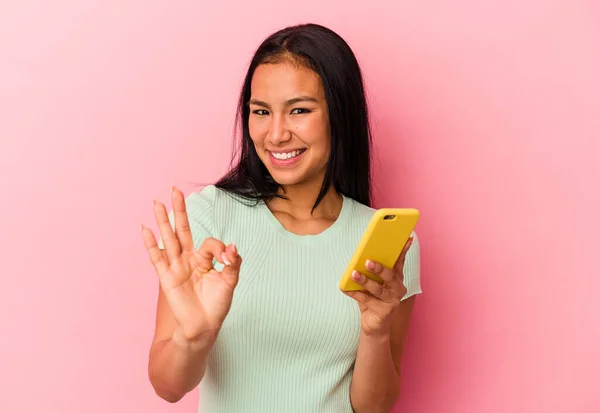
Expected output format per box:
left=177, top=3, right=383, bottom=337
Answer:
left=248, top=96, right=319, bottom=108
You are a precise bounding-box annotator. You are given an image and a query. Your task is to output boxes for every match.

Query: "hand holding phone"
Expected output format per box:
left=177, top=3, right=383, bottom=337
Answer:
left=339, top=208, right=419, bottom=291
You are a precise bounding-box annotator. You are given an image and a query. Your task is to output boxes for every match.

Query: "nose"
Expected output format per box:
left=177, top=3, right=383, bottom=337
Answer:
left=267, top=114, right=292, bottom=145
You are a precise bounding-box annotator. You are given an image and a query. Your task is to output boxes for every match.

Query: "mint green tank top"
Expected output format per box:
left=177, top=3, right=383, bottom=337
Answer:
left=168, top=185, right=421, bottom=412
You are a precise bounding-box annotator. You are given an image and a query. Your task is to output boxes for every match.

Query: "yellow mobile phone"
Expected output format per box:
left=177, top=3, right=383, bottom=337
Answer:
left=339, top=208, right=420, bottom=291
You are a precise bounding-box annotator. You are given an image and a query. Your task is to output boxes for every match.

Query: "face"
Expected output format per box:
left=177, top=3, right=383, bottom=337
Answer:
left=248, top=61, right=330, bottom=188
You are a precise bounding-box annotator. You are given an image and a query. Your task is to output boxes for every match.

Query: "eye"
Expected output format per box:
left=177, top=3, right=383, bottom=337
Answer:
left=252, top=109, right=269, bottom=116
left=291, top=108, right=311, bottom=115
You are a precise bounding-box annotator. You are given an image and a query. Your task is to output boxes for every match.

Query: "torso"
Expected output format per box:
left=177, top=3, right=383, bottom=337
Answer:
left=187, top=186, right=377, bottom=412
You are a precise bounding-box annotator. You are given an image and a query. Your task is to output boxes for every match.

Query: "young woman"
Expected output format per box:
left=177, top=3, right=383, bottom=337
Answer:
left=141, top=23, right=421, bottom=413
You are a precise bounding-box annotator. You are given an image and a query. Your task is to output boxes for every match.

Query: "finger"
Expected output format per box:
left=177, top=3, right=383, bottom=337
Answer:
left=344, top=290, right=372, bottom=306
left=196, top=237, right=228, bottom=272
left=219, top=244, right=242, bottom=288
left=394, top=236, right=414, bottom=272
left=141, top=225, right=169, bottom=277
left=344, top=285, right=389, bottom=314
left=351, top=270, right=388, bottom=300
left=365, top=259, right=397, bottom=284
left=365, top=259, right=406, bottom=298
left=153, top=200, right=181, bottom=263
left=171, top=186, right=194, bottom=252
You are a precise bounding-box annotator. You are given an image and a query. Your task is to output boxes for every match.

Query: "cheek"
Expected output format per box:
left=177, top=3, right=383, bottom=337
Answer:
left=248, top=118, right=265, bottom=147
left=299, top=114, right=329, bottom=142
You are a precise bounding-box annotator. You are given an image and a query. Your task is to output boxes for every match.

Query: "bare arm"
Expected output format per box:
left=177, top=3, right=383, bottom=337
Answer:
left=147, top=272, right=216, bottom=402
left=344, top=235, right=419, bottom=413
left=350, top=296, right=416, bottom=413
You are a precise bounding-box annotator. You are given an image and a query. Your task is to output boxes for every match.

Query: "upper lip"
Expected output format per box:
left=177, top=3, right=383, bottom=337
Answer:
left=268, top=148, right=306, bottom=154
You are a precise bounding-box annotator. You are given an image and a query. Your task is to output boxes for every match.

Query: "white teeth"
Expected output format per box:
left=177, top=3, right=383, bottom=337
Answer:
left=271, top=150, right=304, bottom=160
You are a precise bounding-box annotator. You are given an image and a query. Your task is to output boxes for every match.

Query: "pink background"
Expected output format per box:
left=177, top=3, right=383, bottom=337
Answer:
left=1, top=1, right=599, bottom=412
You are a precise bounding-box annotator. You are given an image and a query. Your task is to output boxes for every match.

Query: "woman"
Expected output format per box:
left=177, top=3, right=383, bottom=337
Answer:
left=141, top=23, right=421, bottom=413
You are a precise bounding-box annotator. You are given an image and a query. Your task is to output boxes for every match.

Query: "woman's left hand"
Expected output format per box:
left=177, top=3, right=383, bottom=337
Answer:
left=344, top=236, right=414, bottom=336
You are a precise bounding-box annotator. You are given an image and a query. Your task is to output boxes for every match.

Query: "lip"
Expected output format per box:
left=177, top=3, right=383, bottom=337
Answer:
left=267, top=148, right=306, bottom=154
left=267, top=149, right=306, bottom=168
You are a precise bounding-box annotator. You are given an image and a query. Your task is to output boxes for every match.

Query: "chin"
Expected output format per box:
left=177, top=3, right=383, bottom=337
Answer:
left=268, top=171, right=306, bottom=187
left=270, top=169, right=327, bottom=190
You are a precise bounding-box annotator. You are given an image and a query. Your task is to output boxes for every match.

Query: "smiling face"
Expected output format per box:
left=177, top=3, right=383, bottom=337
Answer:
left=248, top=61, right=331, bottom=188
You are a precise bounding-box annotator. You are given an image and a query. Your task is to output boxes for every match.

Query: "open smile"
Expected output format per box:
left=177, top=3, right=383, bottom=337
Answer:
left=267, top=149, right=307, bottom=167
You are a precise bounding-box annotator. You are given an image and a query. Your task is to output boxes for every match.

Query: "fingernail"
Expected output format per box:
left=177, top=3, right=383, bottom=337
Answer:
left=351, top=270, right=361, bottom=281
left=140, top=224, right=144, bottom=231
left=152, top=200, right=156, bottom=207
left=365, top=260, right=375, bottom=270
left=221, top=252, right=232, bottom=266
left=171, top=185, right=176, bottom=193
left=231, top=244, right=237, bottom=255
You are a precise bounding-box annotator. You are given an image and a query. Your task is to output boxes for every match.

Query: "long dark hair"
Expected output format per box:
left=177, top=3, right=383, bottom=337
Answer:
left=215, top=23, right=373, bottom=208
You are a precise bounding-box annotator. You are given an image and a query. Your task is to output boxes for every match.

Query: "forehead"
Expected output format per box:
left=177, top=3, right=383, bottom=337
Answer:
left=250, top=62, right=325, bottom=100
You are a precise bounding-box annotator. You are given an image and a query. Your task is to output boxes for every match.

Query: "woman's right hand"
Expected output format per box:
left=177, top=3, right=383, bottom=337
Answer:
left=141, top=186, right=242, bottom=347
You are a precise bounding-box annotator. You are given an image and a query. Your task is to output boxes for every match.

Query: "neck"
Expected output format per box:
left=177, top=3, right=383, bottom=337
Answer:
left=268, top=179, right=342, bottom=220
